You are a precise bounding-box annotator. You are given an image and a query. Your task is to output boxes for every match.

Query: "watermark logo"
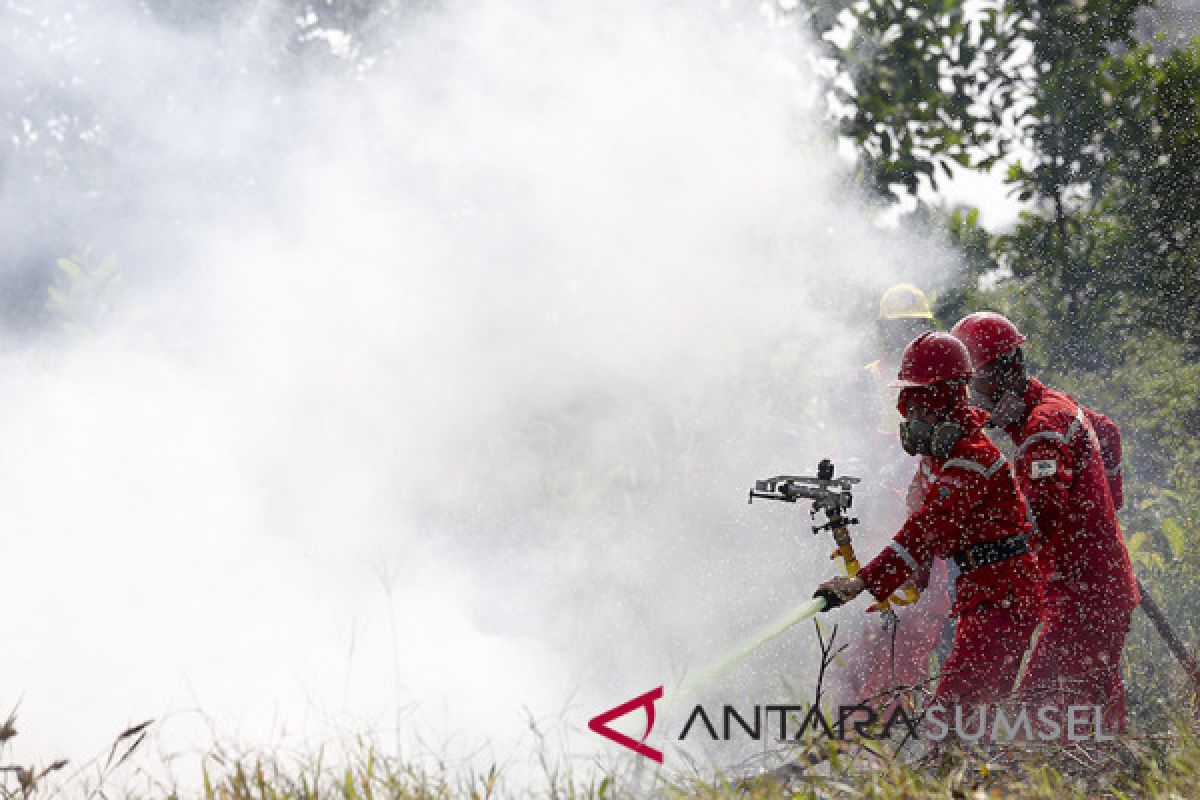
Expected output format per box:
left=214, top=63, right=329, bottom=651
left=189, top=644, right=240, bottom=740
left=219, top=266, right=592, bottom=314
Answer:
left=588, top=693, right=1116, bottom=763
left=677, top=702, right=1115, bottom=744
left=587, top=686, right=664, bottom=763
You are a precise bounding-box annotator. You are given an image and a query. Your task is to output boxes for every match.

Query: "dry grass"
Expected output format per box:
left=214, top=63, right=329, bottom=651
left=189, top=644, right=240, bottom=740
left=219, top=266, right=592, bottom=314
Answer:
left=2, top=708, right=1199, bottom=799
left=188, top=728, right=1200, bottom=800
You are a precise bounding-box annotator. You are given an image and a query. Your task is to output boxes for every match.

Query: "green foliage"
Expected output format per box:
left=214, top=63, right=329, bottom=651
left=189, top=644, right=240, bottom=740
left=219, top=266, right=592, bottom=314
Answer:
left=795, top=0, right=1199, bottom=368
left=987, top=37, right=1200, bottom=367
left=1121, top=465, right=1200, bottom=728
left=994, top=0, right=1145, bottom=201
left=1096, top=42, right=1200, bottom=345
left=793, top=0, right=1018, bottom=197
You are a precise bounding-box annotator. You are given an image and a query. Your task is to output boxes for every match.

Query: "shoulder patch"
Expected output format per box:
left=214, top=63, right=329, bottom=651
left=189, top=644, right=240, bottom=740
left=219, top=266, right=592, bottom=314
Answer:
left=1030, top=459, right=1058, bottom=479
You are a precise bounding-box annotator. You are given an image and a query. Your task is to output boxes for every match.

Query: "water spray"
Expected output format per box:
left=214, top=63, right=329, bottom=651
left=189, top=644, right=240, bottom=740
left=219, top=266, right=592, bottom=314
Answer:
left=676, top=459, right=915, bottom=696
left=677, top=595, right=830, bottom=697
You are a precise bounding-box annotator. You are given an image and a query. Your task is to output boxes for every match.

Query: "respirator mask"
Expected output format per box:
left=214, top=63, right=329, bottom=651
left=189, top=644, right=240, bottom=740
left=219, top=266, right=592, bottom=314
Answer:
left=976, top=389, right=1026, bottom=429
left=899, top=413, right=963, bottom=458
left=897, top=382, right=966, bottom=458
left=972, top=355, right=1028, bottom=430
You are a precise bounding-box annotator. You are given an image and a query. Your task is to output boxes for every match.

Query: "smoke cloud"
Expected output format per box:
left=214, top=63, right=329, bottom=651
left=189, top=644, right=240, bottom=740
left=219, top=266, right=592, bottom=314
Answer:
left=0, top=0, right=958, bottom=785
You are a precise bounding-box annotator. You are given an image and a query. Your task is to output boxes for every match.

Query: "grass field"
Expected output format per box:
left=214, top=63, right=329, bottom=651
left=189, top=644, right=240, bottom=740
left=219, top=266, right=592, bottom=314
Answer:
left=7, top=714, right=1200, bottom=799
left=188, top=728, right=1200, bottom=800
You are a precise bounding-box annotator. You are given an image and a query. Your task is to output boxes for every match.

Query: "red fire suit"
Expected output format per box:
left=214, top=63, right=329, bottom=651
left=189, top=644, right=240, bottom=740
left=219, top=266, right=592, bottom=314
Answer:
left=858, top=408, right=1042, bottom=708
left=839, top=360, right=955, bottom=705
left=1006, top=379, right=1139, bottom=732
left=1085, top=407, right=1125, bottom=511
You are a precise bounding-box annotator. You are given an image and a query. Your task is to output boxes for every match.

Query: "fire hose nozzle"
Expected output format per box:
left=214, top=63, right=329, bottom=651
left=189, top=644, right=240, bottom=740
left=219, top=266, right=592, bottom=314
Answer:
left=812, top=588, right=842, bottom=611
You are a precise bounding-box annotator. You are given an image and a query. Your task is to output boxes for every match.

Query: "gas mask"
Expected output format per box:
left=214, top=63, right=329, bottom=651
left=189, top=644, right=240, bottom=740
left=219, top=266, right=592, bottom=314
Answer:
left=983, top=390, right=1026, bottom=429
left=972, top=381, right=1026, bottom=429
left=971, top=356, right=1028, bottom=429
left=898, top=413, right=963, bottom=458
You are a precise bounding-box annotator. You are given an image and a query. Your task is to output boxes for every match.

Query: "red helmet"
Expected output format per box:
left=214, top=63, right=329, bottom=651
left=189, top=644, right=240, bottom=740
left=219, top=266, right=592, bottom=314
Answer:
left=949, top=312, right=1027, bottom=369
left=889, top=331, right=973, bottom=388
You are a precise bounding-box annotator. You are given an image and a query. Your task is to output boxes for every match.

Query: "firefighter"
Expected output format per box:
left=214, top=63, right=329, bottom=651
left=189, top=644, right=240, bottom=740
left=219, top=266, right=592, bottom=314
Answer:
left=840, top=284, right=954, bottom=706
left=818, top=332, right=1042, bottom=709
left=860, top=283, right=937, bottom=437
left=949, top=311, right=1139, bottom=732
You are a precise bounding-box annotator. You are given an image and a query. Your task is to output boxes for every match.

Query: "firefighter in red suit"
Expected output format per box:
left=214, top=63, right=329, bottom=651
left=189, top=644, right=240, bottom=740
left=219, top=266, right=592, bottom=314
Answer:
left=841, top=284, right=954, bottom=706
left=818, top=332, right=1042, bottom=709
left=950, top=312, right=1139, bottom=733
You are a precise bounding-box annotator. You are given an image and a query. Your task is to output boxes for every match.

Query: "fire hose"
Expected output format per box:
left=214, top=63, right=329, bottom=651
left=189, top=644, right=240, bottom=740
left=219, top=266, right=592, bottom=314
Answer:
left=682, top=458, right=1200, bottom=705
left=679, top=459, right=901, bottom=694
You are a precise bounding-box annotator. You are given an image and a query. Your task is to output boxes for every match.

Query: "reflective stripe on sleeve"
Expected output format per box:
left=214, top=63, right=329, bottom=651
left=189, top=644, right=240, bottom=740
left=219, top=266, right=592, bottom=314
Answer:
left=1015, top=430, right=1067, bottom=459
left=889, top=541, right=919, bottom=573
left=942, top=456, right=1008, bottom=477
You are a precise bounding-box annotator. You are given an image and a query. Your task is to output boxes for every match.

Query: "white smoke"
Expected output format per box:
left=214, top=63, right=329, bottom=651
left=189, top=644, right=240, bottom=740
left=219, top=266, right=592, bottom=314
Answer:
left=0, top=0, right=958, bottom=787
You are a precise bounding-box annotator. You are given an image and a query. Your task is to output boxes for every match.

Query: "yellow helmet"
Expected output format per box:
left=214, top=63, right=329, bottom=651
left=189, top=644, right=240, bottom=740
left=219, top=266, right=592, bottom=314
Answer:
left=878, top=283, right=933, bottom=320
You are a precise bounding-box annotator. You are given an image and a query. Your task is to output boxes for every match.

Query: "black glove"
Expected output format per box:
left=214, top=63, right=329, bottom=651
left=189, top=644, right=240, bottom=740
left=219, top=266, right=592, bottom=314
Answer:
left=813, top=588, right=845, bottom=611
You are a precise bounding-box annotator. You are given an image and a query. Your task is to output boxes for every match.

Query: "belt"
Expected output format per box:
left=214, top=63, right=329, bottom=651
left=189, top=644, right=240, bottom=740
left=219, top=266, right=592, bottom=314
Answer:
left=952, top=533, right=1029, bottom=573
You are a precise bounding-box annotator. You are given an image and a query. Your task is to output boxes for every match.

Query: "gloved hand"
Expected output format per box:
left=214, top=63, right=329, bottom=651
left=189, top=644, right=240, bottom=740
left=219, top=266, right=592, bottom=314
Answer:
left=814, top=575, right=865, bottom=609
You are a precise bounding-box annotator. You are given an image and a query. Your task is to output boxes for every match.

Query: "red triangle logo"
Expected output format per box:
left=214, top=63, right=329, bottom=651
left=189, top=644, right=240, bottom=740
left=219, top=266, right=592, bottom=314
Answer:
left=587, top=686, right=664, bottom=763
